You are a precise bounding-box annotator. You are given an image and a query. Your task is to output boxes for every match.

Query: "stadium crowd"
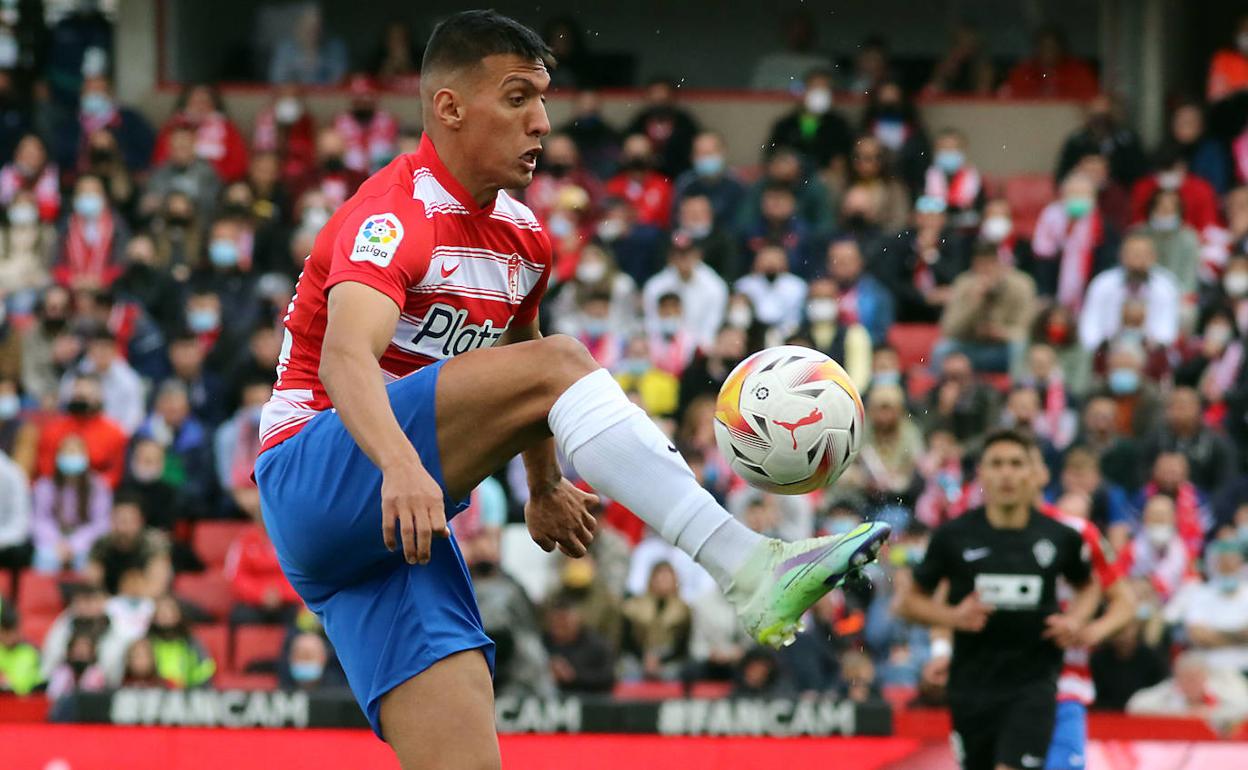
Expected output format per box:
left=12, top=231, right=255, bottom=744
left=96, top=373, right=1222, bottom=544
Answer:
left=1, top=2, right=1248, bottom=731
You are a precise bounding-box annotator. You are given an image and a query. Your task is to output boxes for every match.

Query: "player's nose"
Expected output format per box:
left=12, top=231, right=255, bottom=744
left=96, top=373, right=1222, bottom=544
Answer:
left=528, top=100, right=551, bottom=138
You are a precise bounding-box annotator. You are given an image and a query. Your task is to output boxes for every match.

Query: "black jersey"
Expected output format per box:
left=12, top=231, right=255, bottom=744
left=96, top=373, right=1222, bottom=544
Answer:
left=912, top=507, right=1092, bottom=699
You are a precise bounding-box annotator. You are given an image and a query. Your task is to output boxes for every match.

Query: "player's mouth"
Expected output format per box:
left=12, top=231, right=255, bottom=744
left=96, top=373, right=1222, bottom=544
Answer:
left=520, top=147, right=541, bottom=172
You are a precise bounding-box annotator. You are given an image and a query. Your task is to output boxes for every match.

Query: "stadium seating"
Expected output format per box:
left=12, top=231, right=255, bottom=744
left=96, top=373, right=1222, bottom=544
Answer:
left=887, top=324, right=942, bottom=373
left=19, top=613, right=56, bottom=651
left=612, top=681, right=683, bottom=700
left=192, top=521, right=251, bottom=569
left=1001, top=173, right=1056, bottom=238
left=232, top=624, right=287, bottom=673
left=212, top=672, right=279, bottom=691
left=16, top=571, right=67, bottom=618
left=194, top=623, right=229, bottom=674
left=0, top=569, right=11, bottom=601
left=173, top=571, right=234, bottom=621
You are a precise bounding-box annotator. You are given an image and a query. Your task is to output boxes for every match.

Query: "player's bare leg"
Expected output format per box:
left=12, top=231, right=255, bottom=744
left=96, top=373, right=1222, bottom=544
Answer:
left=379, top=651, right=499, bottom=770
left=433, top=334, right=891, bottom=645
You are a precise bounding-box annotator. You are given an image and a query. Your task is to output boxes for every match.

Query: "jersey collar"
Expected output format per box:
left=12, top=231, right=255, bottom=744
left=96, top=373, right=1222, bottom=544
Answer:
left=414, top=133, right=496, bottom=215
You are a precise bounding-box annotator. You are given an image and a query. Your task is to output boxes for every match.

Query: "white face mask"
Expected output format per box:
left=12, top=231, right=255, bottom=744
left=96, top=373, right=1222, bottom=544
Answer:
left=804, top=88, right=833, bottom=115
left=806, top=298, right=838, bottom=323
left=7, top=203, right=37, bottom=227
left=576, top=260, right=607, bottom=284
left=1206, top=324, right=1233, bottom=347
left=981, top=216, right=1012, bottom=243
left=1145, top=524, right=1174, bottom=548
left=727, top=306, right=752, bottom=329
left=274, top=97, right=302, bottom=124
left=1225, top=271, right=1248, bottom=298
left=1157, top=170, right=1184, bottom=190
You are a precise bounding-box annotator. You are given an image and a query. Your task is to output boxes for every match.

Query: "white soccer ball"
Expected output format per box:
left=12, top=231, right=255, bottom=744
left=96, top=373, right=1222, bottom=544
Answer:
left=713, top=345, right=864, bottom=494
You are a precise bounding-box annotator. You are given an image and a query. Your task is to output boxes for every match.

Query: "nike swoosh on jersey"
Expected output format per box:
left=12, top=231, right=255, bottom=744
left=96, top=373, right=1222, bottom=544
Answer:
left=962, top=547, right=991, bottom=561
left=440, top=262, right=460, bottom=278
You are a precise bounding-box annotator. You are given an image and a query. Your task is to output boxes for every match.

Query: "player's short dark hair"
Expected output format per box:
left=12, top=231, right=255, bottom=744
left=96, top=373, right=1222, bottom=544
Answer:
left=422, top=10, right=553, bottom=75
left=980, top=427, right=1036, bottom=457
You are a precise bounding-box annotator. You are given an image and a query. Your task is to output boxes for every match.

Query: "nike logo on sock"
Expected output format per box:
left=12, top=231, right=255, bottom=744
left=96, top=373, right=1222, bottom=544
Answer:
left=666, top=444, right=678, bottom=453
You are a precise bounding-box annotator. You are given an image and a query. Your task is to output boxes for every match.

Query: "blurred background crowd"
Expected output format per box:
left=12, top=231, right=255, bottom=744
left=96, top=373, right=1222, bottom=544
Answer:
left=0, top=0, right=1248, bottom=732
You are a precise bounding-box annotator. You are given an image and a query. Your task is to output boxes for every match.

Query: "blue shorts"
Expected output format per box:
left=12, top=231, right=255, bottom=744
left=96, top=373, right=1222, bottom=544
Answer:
left=255, top=360, right=495, bottom=739
left=1045, top=700, right=1087, bottom=770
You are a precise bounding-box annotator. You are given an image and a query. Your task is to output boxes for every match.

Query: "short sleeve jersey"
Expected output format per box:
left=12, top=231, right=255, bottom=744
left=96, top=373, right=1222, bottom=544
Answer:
left=911, top=507, right=1093, bottom=699
left=258, top=134, right=552, bottom=453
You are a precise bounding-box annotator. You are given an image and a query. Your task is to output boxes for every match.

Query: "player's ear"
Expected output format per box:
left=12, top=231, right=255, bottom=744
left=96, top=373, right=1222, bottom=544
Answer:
left=432, top=87, right=464, bottom=130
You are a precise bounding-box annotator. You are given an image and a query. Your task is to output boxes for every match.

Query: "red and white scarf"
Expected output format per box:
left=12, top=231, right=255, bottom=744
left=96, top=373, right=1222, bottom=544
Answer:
left=1142, top=481, right=1206, bottom=557
left=1032, top=201, right=1103, bottom=309
left=578, top=331, right=622, bottom=370
left=924, top=166, right=981, bottom=209
left=65, top=211, right=116, bottom=283
left=332, top=111, right=398, bottom=173
left=649, top=330, right=693, bottom=376
left=1205, top=341, right=1244, bottom=399
left=0, top=163, right=61, bottom=221
left=188, top=112, right=230, bottom=163
left=79, top=104, right=120, bottom=142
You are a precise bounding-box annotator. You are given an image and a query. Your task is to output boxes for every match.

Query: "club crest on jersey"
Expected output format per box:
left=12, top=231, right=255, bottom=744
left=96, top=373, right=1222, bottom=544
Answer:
left=1033, top=538, right=1056, bottom=568
left=351, top=213, right=405, bottom=267
left=506, top=252, right=522, bottom=304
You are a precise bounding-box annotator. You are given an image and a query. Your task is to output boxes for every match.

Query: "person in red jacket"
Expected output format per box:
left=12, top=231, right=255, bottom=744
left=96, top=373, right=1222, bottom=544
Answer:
left=606, top=133, right=673, bottom=229
left=1128, top=149, right=1223, bottom=234
left=251, top=84, right=318, bottom=183
left=223, top=508, right=301, bottom=625
left=35, top=374, right=128, bottom=488
left=152, top=84, right=249, bottom=183
left=1000, top=26, right=1099, bottom=99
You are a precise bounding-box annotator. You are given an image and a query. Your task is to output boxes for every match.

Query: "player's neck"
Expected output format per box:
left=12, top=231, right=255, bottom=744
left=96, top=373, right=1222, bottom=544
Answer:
left=985, top=502, right=1031, bottom=529
left=432, top=136, right=500, bottom=208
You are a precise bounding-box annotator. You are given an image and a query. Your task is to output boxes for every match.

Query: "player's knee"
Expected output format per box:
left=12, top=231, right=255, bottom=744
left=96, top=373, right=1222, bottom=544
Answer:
left=539, top=334, right=599, bottom=383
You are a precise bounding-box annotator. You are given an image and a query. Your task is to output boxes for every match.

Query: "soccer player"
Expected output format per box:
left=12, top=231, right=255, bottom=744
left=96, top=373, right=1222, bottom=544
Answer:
left=893, top=429, right=1096, bottom=770
left=253, top=11, right=890, bottom=769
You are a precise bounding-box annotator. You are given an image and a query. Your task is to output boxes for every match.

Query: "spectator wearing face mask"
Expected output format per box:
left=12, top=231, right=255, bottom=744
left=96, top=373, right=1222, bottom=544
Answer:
left=1000, top=26, right=1099, bottom=99
left=565, top=292, right=623, bottom=370
left=525, top=133, right=603, bottom=227
left=1031, top=172, right=1118, bottom=307
left=841, top=135, right=911, bottom=235
left=1074, top=397, right=1144, bottom=496
left=673, top=132, right=745, bottom=232
left=734, top=242, right=808, bottom=338
left=923, top=128, right=984, bottom=233
left=1165, top=542, right=1248, bottom=674
left=1118, top=495, right=1195, bottom=603
left=280, top=631, right=344, bottom=692
left=922, top=352, right=1000, bottom=446
left=976, top=198, right=1030, bottom=270
left=796, top=283, right=868, bottom=388
left=824, top=237, right=893, bottom=348
left=118, top=437, right=203, bottom=541
left=1091, top=342, right=1164, bottom=440
left=1127, top=651, right=1248, bottom=727
left=0, top=134, right=60, bottom=223
left=678, top=325, right=747, bottom=416
left=193, top=217, right=260, bottom=336
left=141, top=121, right=225, bottom=225
left=1136, top=189, right=1201, bottom=294
left=53, top=328, right=143, bottom=436
left=111, top=234, right=181, bottom=337
left=0, top=189, right=56, bottom=302
left=612, top=335, right=679, bottom=418
left=79, top=129, right=138, bottom=224
left=1177, top=309, right=1245, bottom=412
left=1142, top=387, right=1239, bottom=498
left=137, top=380, right=216, bottom=506
left=153, top=84, right=249, bottom=184
left=36, top=374, right=127, bottom=487
left=46, top=631, right=108, bottom=702
left=289, top=127, right=369, bottom=211
left=54, top=174, right=128, bottom=290
left=1129, top=150, right=1222, bottom=236
left=642, top=237, right=728, bottom=350
left=1166, top=101, right=1233, bottom=195
left=331, top=74, right=398, bottom=174
left=742, top=182, right=819, bottom=277
left=1013, top=343, right=1081, bottom=448
left=1207, top=14, right=1248, bottom=103
left=624, top=78, right=700, bottom=179
left=1216, top=253, right=1248, bottom=334
left=737, top=147, right=834, bottom=236
left=1135, top=452, right=1209, bottom=555
left=850, top=384, right=923, bottom=508
left=251, top=85, right=317, bottom=182
left=766, top=69, right=853, bottom=173
left=85, top=494, right=171, bottom=595
left=874, top=195, right=969, bottom=323
left=860, top=81, right=930, bottom=194
left=1078, top=233, right=1181, bottom=354
left=646, top=293, right=697, bottom=378
left=934, top=243, right=1037, bottom=374
left=606, top=134, right=673, bottom=230
left=31, top=433, right=111, bottom=573
left=672, top=193, right=741, bottom=282
left=144, top=595, right=214, bottom=689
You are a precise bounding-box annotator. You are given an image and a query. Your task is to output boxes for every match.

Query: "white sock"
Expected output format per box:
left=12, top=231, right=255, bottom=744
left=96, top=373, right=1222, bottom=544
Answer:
left=547, top=369, right=765, bottom=589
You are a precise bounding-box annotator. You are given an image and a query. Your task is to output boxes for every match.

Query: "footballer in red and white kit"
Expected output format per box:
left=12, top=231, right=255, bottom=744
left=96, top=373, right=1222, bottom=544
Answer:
left=258, top=136, right=551, bottom=452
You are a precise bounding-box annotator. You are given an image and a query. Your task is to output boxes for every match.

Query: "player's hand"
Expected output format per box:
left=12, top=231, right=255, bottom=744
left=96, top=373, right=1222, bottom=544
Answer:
left=381, top=457, right=449, bottom=565
left=1042, top=613, right=1084, bottom=649
left=525, top=478, right=598, bottom=558
left=951, top=592, right=993, bottom=632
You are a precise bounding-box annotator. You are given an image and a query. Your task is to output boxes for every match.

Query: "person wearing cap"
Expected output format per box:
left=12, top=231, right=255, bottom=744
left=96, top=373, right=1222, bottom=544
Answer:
left=872, top=194, right=970, bottom=323
left=331, top=74, right=399, bottom=174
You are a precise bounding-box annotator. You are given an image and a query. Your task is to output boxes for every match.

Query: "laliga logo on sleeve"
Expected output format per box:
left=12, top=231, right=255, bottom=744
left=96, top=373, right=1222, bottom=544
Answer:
left=351, top=213, right=405, bottom=268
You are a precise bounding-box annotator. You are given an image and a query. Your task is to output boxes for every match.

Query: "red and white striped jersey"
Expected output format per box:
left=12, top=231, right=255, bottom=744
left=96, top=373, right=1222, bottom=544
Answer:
left=258, top=135, right=552, bottom=454
left=1039, top=504, right=1122, bottom=705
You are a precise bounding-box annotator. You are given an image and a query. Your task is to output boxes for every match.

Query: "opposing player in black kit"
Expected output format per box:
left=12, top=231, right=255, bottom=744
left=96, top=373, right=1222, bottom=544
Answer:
left=894, top=429, right=1097, bottom=770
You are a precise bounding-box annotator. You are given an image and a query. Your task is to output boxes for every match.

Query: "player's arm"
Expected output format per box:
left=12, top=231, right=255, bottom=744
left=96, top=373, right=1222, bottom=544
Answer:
left=1044, top=527, right=1108, bottom=647
left=1079, top=577, right=1135, bottom=647
left=321, top=281, right=448, bottom=565
left=892, top=531, right=991, bottom=632
left=499, top=316, right=599, bottom=557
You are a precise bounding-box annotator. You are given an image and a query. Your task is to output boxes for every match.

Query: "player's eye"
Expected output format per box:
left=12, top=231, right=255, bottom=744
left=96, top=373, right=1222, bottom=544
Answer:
left=509, top=94, right=526, bottom=107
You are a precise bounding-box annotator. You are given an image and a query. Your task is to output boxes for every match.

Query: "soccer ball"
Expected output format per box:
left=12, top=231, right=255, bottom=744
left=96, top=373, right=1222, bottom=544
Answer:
left=713, top=345, right=864, bottom=494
